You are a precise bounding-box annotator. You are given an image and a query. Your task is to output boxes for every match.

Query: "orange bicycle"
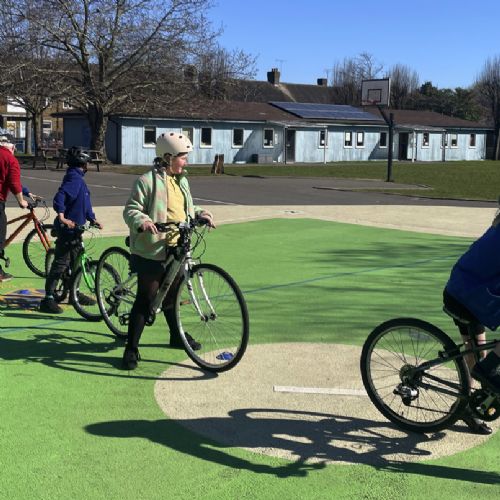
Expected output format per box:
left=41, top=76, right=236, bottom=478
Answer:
left=0, top=199, right=54, bottom=277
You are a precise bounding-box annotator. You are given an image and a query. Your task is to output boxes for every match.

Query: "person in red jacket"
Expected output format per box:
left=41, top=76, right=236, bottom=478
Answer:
left=0, top=135, right=29, bottom=281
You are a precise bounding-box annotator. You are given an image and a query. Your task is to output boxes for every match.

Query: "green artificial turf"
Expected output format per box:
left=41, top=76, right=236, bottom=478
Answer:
left=0, top=219, right=498, bottom=499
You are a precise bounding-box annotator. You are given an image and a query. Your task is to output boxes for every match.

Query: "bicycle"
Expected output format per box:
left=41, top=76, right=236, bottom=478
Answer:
left=95, top=217, right=249, bottom=372
left=360, top=310, right=499, bottom=433
left=1, top=198, right=54, bottom=277
left=44, top=223, right=102, bottom=321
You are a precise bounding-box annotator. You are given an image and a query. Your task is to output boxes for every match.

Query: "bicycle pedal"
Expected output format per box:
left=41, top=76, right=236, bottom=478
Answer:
left=119, top=313, right=130, bottom=326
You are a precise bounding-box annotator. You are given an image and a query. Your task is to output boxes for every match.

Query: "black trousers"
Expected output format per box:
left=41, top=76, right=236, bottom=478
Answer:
left=45, top=232, right=82, bottom=295
left=0, top=201, right=6, bottom=255
left=126, top=260, right=183, bottom=350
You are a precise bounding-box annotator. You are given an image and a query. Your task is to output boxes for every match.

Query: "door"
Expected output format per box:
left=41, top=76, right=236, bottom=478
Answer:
left=398, top=132, right=409, bottom=160
left=285, top=129, right=295, bottom=163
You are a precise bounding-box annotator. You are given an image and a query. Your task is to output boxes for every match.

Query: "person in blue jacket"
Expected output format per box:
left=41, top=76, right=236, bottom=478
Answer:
left=39, top=147, right=103, bottom=314
left=443, top=205, right=500, bottom=434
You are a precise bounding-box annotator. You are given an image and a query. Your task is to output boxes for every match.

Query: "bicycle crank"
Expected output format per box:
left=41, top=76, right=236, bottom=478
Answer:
left=470, top=389, right=500, bottom=421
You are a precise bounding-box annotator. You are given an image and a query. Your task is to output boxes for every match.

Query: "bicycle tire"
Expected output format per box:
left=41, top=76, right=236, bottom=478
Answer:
left=45, top=248, right=68, bottom=303
left=360, top=318, right=470, bottom=433
left=23, top=223, right=54, bottom=277
left=174, top=263, right=249, bottom=373
left=70, top=259, right=101, bottom=322
left=95, top=247, right=136, bottom=339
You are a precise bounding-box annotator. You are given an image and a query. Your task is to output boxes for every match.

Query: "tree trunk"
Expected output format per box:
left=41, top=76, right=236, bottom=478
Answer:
left=87, top=105, right=108, bottom=159
left=32, top=113, right=43, bottom=155
left=25, top=118, right=32, bottom=154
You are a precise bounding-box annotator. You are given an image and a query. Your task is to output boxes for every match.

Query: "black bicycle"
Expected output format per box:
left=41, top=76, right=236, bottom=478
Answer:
left=94, top=218, right=249, bottom=372
left=361, top=310, right=499, bottom=433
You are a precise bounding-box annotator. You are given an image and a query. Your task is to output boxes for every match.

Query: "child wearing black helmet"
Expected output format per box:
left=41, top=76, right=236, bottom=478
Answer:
left=39, top=146, right=103, bottom=314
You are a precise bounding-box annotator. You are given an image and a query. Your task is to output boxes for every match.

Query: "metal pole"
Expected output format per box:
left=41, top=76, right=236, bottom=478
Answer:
left=377, top=105, right=394, bottom=182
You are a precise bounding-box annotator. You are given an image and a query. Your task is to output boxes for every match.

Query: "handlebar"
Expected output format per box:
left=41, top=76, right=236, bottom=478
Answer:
left=27, top=198, right=46, bottom=210
left=138, top=218, right=209, bottom=233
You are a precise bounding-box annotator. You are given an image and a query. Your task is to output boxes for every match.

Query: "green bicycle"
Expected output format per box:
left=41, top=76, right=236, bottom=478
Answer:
left=44, top=224, right=102, bottom=321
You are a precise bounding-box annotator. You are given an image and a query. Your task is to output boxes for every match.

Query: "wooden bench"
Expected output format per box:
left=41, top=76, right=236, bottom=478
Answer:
left=31, top=153, right=48, bottom=169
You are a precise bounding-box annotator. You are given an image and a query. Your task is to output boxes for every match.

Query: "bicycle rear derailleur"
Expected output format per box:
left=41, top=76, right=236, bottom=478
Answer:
left=469, top=388, right=500, bottom=421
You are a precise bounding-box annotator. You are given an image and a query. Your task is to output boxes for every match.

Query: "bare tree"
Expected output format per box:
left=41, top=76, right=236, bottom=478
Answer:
left=385, top=63, right=419, bottom=109
left=5, top=0, right=253, bottom=156
left=476, top=55, right=500, bottom=160
left=330, top=52, right=384, bottom=105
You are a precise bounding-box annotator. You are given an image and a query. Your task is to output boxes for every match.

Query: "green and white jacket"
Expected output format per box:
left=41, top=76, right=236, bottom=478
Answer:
left=123, top=167, right=203, bottom=261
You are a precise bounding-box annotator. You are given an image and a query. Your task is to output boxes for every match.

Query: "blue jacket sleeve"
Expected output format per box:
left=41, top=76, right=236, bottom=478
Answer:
left=22, top=186, right=30, bottom=197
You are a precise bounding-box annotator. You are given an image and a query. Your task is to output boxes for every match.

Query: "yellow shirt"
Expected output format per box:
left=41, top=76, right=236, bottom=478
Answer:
left=166, top=174, right=186, bottom=245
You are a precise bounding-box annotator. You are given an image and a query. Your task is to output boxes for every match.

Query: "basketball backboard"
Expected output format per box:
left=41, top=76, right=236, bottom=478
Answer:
left=361, top=78, right=391, bottom=107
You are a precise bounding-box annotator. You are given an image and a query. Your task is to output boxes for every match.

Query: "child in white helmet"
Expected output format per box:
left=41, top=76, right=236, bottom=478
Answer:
left=122, top=132, right=214, bottom=370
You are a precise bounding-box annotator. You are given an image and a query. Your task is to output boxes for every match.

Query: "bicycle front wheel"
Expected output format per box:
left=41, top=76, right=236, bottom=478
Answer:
left=23, top=223, right=54, bottom=277
left=95, top=247, right=137, bottom=339
left=361, top=318, right=469, bottom=433
left=175, top=263, right=249, bottom=372
left=70, top=260, right=101, bottom=321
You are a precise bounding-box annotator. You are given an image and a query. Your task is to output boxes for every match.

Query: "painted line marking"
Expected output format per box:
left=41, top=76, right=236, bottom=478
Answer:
left=193, top=197, right=239, bottom=205
left=274, top=385, right=368, bottom=396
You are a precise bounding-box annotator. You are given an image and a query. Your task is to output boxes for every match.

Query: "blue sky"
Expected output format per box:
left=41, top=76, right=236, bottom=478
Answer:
left=207, top=0, right=500, bottom=89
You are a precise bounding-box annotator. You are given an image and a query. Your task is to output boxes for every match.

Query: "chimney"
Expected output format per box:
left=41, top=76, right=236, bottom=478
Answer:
left=317, top=78, right=328, bottom=86
left=267, top=68, right=280, bottom=85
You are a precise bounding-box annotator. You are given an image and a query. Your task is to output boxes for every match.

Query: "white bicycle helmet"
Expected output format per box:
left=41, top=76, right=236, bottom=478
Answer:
left=156, top=132, right=193, bottom=158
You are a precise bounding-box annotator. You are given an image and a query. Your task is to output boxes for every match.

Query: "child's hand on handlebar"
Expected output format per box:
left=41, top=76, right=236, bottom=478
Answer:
left=140, top=220, right=158, bottom=234
left=197, top=211, right=216, bottom=229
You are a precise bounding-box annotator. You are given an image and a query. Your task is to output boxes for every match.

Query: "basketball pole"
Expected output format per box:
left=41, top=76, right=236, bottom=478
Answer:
left=377, top=106, right=394, bottom=182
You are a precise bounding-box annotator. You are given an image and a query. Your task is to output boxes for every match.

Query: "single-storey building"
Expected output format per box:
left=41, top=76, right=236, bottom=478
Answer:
left=58, top=100, right=492, bottom=165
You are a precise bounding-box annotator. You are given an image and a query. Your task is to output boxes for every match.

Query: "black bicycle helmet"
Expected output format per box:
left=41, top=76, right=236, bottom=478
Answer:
left=66, top=146, right=90, bottom=167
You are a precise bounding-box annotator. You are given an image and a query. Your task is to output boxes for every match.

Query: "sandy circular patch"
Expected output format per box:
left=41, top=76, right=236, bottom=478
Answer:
left=154, top=343, right=498, bottom=466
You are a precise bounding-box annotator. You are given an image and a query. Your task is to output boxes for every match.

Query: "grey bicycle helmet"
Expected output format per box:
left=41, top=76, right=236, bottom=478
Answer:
left=66, top=146, right=90, bottom=167
left=156, top=132, right=193, bottom=158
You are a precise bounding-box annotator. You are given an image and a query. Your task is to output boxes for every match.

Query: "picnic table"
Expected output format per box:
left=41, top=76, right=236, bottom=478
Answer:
left=31, top=147, right=104, bottom=171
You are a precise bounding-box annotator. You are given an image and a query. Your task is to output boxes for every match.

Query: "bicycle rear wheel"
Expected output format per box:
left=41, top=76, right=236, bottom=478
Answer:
left=361, top=318, right=469, bottom=433
left=95, top=247, right=137, bottom=339
left=174, top=263, right=249, bottom=372
left=70, top=260, right=101, bottom=321
left=23, top=223, right=54, bottom=277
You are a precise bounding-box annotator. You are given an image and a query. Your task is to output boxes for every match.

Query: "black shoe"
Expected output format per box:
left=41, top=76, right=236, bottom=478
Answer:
left=169, top=332, right=202, bottom=351
left=462, top=415, right=492, bottom=435
left=0, top=269, right=13, bottom=282
left=471, top=352, right=500, bottom=394
left=77, top=293, right=97, bottom=306
left=39, top=297, right=63, bottom=314
left=122, top=347, right=140, bottom=370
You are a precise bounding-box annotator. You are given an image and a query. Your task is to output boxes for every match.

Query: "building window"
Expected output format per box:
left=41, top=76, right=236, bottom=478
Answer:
left=233, top=128, right=244, bottom=147
left=450, top=133, right=458, bottom=148
left=469, top=133, right=476, bottom=148
left=422, top=132, right=430, bottom=148
left=356, top=131, right=365, bottom=148
left=182, top=127, right=194, bottom=144
left=42, top=120, right=52, bottom=136
left=62, top=100, right=73, bottom=109
left=200, top=127, right=212, bottom=147
left=263, top=128, right=274, bottom=148
left=143, top=126, right=156, bottom=146
left=441, top=134, right=448, bottom=148
left=379, top=132, right=387, bottom=148
left=319, top=129, right=328, bottom=148
left=344, top=131, right=353, bottom=148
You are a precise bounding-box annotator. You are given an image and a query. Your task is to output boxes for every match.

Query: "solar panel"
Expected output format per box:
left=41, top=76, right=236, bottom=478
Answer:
left=270, top=101, right=382, bottom=122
